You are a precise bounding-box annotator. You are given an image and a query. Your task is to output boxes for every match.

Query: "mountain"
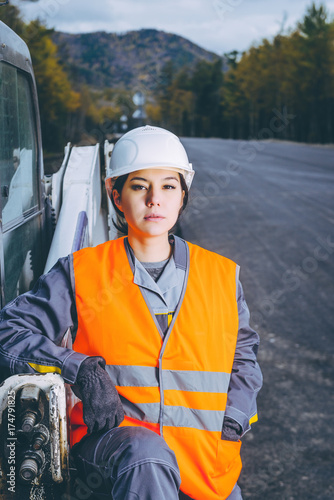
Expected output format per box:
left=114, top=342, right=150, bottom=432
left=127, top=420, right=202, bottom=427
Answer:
left=52, top=28, right=221, bottom=91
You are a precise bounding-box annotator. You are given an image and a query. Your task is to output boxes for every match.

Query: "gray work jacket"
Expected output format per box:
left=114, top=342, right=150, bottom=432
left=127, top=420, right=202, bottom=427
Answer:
left=0, top=235, right=262, bottom=435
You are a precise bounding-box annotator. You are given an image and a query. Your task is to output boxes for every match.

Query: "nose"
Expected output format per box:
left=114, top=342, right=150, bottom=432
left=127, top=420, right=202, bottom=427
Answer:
left=146, top=187, right=160, bottom=207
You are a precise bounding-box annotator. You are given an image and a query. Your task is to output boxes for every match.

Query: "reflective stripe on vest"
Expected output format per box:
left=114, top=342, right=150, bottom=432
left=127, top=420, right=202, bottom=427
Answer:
left=72, top=237, right=240, bottom=499
left=106, top=364, right=230, bottom=431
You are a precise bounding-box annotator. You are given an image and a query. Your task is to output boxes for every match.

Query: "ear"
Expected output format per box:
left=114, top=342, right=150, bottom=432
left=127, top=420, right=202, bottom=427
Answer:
left=112, top=189, right=123, bottom=212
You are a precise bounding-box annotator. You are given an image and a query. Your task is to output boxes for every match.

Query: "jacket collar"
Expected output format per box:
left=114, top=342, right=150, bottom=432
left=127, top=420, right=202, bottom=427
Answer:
left=123, top=235, right=187, bottom=298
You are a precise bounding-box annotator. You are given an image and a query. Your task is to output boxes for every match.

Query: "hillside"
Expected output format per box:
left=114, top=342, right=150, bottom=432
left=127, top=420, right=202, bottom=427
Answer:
left=52, top=28, right=221, bottom=91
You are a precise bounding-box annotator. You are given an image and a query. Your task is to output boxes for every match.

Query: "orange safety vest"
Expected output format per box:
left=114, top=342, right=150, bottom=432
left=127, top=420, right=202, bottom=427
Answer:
left=71, top=237, right=240, bottom=500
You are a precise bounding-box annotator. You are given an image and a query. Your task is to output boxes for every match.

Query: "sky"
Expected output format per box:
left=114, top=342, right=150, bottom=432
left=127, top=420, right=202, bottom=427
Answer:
left=14, top=0, right=334, bottom=54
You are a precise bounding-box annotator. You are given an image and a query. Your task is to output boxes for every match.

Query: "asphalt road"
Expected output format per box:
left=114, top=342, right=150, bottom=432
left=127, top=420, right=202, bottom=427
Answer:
left=179, top=138, right=334, bottom=500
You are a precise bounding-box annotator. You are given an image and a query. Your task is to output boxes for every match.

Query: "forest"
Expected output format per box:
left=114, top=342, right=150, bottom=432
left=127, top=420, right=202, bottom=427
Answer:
left=1, top=2, right=333, bottom=151
left=153, top=3, right=334, bottom=144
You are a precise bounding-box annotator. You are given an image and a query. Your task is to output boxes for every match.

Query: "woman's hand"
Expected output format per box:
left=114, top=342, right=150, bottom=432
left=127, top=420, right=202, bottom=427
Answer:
left=75, top=356, right=124, bottom=434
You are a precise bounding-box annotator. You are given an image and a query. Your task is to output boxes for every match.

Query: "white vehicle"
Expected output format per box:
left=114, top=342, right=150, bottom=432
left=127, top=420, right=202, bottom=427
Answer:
left=0, top=19, right=115, bottom=499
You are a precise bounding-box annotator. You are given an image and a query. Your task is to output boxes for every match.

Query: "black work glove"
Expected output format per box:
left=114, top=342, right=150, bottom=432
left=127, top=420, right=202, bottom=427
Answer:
left=75, top=356, right=124, bottom=434
left=221, top=417, right=242, bottom=441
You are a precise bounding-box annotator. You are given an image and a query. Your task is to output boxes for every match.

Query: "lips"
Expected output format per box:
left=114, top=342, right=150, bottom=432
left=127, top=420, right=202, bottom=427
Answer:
left=144, top=213, right=165, bottom=220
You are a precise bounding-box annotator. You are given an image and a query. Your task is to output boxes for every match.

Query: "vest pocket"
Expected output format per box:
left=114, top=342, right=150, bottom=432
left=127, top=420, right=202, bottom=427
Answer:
left=212, top=439, right=242, bottom=496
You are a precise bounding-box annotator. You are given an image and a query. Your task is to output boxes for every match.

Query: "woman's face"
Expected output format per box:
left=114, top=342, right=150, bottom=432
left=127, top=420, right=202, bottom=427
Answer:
left=112, top=169, right=185, bottom=240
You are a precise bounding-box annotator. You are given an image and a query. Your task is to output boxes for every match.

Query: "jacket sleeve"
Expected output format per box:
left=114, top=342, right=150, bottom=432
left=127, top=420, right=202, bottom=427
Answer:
left=224, top=280, right=263, bottom=436
left=0, top=256, right=88, bottom=384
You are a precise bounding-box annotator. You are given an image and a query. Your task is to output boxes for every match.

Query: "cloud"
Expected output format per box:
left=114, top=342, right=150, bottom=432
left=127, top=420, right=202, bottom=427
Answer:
left=12, top=0, right=334, bottom=54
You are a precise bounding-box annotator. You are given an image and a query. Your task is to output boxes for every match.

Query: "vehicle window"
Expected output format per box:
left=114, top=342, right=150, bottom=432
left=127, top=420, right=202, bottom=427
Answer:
left=0, top=62, right=39, bottom=228
left=0, top=62, right=43, bottom=305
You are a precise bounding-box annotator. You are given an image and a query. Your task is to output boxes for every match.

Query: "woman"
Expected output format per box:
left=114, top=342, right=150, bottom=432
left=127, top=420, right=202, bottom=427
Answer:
left=0, top=126, right=262, bottom=500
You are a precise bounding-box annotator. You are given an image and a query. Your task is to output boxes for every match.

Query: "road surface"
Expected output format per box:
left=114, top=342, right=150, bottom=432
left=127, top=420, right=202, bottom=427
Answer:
left=179, top=138, right=334, bottom=500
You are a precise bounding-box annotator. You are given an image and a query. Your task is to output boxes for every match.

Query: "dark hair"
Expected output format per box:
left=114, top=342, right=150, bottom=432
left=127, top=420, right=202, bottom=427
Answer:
left=110, top=172, right=189, bottom=236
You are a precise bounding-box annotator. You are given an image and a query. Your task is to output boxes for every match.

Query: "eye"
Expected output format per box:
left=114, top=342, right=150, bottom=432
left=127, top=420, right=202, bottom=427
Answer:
left=131, top=184, right=147, bottom=191
left=163, top=184, right=177, bottom=190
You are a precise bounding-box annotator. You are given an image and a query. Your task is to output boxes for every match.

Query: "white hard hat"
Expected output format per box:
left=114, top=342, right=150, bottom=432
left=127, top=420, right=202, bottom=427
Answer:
left=105, top=125, right=194, bottom=194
